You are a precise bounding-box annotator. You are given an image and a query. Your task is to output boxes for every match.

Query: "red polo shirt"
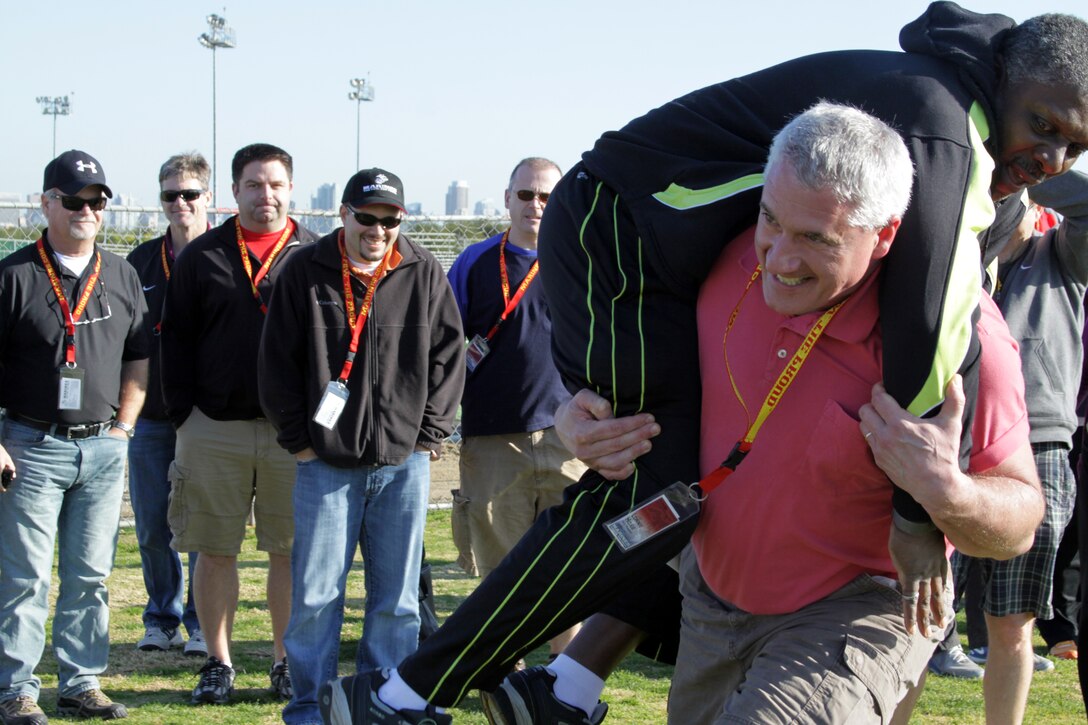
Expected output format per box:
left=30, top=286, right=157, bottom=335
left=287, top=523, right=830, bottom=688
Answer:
left=693, top=227, right=1028, bottom=615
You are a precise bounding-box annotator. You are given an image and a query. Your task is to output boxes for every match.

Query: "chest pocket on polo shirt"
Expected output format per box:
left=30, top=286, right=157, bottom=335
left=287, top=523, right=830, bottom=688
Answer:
left=798, top=399, right=889, bottom=508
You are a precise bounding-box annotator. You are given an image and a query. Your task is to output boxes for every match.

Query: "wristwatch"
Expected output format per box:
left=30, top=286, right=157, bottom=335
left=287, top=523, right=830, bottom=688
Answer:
left=112, top=421, right=136, bottom=439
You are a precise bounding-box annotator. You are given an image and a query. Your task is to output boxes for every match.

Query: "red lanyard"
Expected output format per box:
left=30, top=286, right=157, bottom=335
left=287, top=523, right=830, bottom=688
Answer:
left=486, top=230, right=539, bottom=341
left=336, top=230, right=391, bottom=384
left=35, top=239, right=103, bottom=367
left=160, top=231, right=173, bottom=281
left=697, top=265, right=843, bottom=497
left=234, top=218, right=292, bottom=314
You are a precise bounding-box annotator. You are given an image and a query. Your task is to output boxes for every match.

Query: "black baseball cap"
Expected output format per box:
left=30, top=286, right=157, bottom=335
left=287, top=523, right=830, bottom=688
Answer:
left=43, top=150, right=114, bottom=198
left=342, top=168, right=405, bottom=211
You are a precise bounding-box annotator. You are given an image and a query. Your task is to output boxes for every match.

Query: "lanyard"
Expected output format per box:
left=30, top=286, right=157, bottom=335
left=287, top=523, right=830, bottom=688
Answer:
left=234, top=217, right=292, bottom=314
left=696, top=265, right=843, bottom=497
left=35, top=239, right=103, bottom=367
left=486, top=230, right=539, bottom=341
left=335, top=230, right=391, bottom=384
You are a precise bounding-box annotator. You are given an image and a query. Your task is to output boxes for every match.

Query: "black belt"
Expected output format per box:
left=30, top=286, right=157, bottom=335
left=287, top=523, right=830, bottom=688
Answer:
left=4, top=411, right=114, bottom=440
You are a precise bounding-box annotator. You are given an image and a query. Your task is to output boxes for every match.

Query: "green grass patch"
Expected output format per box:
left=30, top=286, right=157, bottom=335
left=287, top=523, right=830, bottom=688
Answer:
left=25, top=509, right=1083, bottom=722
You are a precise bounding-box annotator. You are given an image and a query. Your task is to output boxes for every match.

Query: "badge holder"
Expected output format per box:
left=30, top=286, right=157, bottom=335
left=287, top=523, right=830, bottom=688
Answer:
left=313, top=380, right=349, bottom=430
left=604, top=481, right=702, bottom=552
left=58, top=364, right=84, bottom=411
left=465, top=334, right=490, bottom=372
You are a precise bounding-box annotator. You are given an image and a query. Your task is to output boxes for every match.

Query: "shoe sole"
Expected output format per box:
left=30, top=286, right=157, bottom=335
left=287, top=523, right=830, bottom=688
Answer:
left=190, top=689, right=233, bottom=706
left=183, top=647, right=208, bottom=658
left=480, top=688, right=512, bottom=725
left=319, top=679, right=351, bottom=725
left=56, top=706, right=128, bottom=719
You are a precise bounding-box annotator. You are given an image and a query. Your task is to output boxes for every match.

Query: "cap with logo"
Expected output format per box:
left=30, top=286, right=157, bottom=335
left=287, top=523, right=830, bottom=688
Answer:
left=342, top=168, right=405, bottom=212
left=43, top=150, right=113, bottom=198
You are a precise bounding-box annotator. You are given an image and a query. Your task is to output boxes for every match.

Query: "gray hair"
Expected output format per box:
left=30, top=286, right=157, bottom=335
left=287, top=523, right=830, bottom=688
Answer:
left=765, top=102, right=914, bottom=229
left=1002, top=13, right=1088, bottom=94
left=159, top=152, right=211, bottom=187
left=508, top=157, right=562, bottom=188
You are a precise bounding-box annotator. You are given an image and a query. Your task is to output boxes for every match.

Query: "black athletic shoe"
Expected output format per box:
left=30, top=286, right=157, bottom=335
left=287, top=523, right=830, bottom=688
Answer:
left=319, top=669, right=451, bottom=725
left=270, top=657, right=292, bottom=700
left=191, top=657, right=235, bottom=705
left=481, top=666, right=607, bottom=725
left=56, top=689, right=128, bottom=720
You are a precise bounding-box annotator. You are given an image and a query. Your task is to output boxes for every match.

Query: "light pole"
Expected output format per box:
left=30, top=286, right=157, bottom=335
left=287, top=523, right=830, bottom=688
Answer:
left=199, top=12, right=236, bottom=209
left=36, top=95, right=72, bottom=158
left=348, top=77, right=375, bottom=171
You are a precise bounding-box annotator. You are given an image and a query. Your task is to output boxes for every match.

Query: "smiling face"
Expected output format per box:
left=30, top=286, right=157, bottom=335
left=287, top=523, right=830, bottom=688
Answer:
left=42, top=186, right=106, bottom=254
left=340, top=202, right=402, bottom=264
left=232, top=159, right=292, bottom=232
left=505, top=163, right=561, bottom=249
left=755, top=163, right=898, bottom=316
left=161, top=174, right=211, bottom=236
left=991, top=79, right=1088, bottom=201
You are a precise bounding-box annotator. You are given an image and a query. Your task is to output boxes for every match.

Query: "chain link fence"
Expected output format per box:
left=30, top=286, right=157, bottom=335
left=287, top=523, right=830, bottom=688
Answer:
left=0, top=203, right=509, bottom=270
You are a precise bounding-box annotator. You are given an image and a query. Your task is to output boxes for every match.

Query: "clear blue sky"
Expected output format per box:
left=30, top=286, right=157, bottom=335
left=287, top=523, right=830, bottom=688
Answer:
left=2, top=1, right=1086, bottom=214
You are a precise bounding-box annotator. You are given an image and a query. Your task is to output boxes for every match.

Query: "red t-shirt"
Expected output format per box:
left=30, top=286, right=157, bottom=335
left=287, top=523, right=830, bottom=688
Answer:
left=693, top=226, right=1028, bottom=615
left=241, top=218, right=297, bottom=262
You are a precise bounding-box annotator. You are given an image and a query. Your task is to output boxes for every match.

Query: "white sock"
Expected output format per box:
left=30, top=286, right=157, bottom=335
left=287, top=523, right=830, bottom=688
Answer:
left=377, top=668, right=429, bottom=712
left=547, top=654, right=605, bottom=717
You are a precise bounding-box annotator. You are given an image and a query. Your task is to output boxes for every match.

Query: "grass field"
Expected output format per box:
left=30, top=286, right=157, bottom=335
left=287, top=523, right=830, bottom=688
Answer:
left=23, top=509, right=1086, bottom=723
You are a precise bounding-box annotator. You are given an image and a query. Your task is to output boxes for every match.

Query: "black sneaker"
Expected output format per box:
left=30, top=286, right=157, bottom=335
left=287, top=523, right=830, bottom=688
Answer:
left=0, top=695, right=48, bottom=725
left=56, top=689, right=128, bottom=720
left=481, top=666, right=607, bottom=725
left=191, top=656, right=235, bottom=705
left=270, top=657, right=292, bottom=700
left=319, top=668, right=451, bottom=725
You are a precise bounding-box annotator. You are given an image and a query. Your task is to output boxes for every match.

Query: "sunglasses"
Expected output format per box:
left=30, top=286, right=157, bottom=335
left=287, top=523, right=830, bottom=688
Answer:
left=515, top=190, right=551, bottom=203
left=49, top=193, right=107, bottom=212
left=347, top=208, right=403, bottom=228
left=160, top=189, right=206, bottom=203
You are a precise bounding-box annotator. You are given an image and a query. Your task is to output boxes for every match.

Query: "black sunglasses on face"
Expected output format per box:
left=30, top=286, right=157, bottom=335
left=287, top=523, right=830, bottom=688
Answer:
left=515, top=190, right=550, bottom=203
left=49, top=193, right=107, bottom=212
left=347, top=207, right=403, bottom=228
left=160, top=189, right=206, bottom=203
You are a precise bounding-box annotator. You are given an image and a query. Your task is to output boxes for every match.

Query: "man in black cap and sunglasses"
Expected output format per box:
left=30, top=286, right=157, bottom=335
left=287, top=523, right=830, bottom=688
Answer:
left=258, top=168, right=463, bottom=725
left=0, top=150, right=151, bottom=724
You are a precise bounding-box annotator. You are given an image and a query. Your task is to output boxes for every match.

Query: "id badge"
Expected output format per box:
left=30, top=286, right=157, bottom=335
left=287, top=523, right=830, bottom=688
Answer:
left=604, top=481, right=701, bottom=552
left=313, top=381, right=349, bottom=430
left=465, top=335, right=490, bottom=372
left=58, top=365, right=85, bottom=410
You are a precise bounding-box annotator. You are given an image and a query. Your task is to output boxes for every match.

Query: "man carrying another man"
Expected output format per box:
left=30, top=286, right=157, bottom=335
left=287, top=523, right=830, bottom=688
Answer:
left=0, top=150, right=150, bottom=723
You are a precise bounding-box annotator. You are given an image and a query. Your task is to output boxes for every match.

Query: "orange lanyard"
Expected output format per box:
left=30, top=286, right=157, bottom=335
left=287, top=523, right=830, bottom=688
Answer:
left=234, top=218, right=292, bottom=314
left=697, top=265, right=843, bottom=497
left=486, top=230, right=539, bottom=341
left=35, top=239, right=102, bottom=367
left=336, top=230, right=391, bottom=383
left=160, top=232, right=172, bottom=281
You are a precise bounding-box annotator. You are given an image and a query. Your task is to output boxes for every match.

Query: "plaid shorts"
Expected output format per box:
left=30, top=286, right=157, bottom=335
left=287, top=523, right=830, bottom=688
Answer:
left=954, top=444, right=1076, bottom=619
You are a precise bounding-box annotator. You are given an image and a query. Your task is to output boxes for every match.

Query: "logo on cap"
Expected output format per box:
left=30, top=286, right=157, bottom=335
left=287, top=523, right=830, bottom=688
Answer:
left=375, top=173, right=388, bottom=185
left=75, top=160, right=98, bottom=175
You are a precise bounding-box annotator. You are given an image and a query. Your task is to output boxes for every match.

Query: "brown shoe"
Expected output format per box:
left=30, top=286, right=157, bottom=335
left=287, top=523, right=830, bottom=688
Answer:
left=0, top=696, right=48, bottom=725
left=56, top=689, right=127, bottom=720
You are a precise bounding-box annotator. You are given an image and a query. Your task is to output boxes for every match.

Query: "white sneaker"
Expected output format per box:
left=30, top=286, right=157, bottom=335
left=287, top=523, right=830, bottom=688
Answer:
left=138, top=625, right=184, bottom=651
left=184, top=629, right=208, bottom=657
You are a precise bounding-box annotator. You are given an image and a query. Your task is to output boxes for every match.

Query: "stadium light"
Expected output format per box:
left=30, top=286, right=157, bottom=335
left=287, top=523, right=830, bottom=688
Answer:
left=36, top=95, right=72, bottom=158
left=198, top=13, right=236, bottom=209
left=348, top=77, right=375, bottom=171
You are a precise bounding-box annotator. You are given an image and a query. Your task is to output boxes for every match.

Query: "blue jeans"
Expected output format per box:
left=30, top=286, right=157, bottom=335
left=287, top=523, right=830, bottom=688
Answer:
left=282, top=452, right=429, bottom=725
left=128, top=417, right=198, bottom=633
left=0, top=420, right=127, bottom=700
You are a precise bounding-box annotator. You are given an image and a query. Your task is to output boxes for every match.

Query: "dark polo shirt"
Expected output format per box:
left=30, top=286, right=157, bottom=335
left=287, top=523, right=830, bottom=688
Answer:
left=0, top=234, right=151, bottom=425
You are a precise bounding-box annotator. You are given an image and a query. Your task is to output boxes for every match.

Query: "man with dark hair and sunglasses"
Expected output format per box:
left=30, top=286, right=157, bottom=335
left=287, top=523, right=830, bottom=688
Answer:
left=257, top=168, right=464, bottom=725
left=444, top=158, right=586, bottom=672
left=160, top=143, right=317, bottom=706
left=0, top=150, right=151, bottom=724
left=124, top=152, right=212, bottom=660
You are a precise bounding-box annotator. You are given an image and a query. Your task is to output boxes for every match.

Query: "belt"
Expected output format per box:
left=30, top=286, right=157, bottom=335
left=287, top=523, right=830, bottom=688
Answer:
left=4, top=411, right=114, bottom=440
